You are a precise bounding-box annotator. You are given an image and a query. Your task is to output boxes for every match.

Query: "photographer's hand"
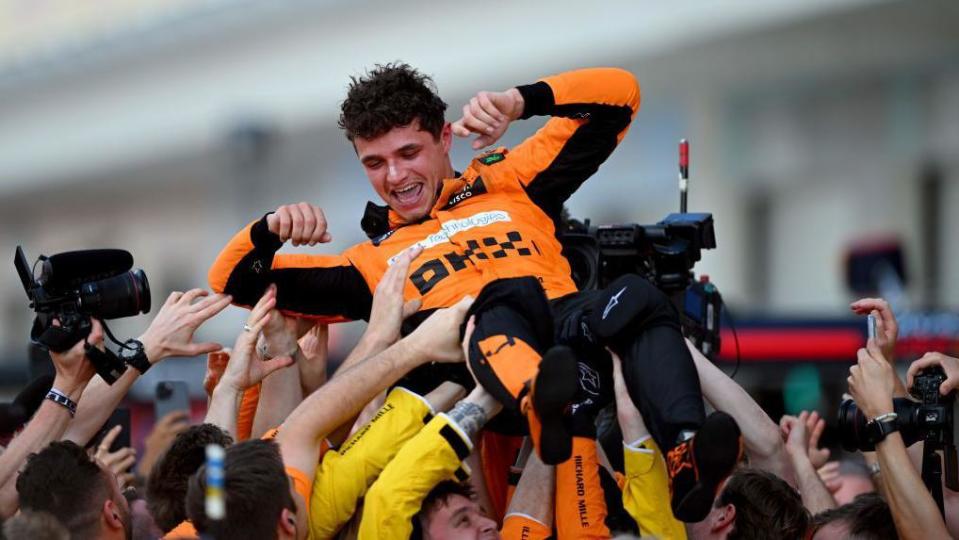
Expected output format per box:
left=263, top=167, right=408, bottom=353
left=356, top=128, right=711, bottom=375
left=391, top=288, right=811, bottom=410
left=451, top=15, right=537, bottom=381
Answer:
left=906, top=352, right=959, bottom=397
left=452, top=89, right=525, bottom=149
left=138, top=289, right=231, bottom=363
left=851, top=297, right=907, bottom=397
left=847, top=339, right=895, bottom=420
left=50, top=318, right=102, bottom=399
left=266, top=202, right=331, bottom=246
left=63, top=289, right=229, bottom=449
left=0, top=326, right=100, bottom=518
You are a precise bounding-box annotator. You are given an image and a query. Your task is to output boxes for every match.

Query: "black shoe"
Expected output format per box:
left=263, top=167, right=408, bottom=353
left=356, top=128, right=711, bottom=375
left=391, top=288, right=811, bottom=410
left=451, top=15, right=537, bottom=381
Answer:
left=666, top=411, right=743, bottom=522
left=523, top=345, right=579, bottom=465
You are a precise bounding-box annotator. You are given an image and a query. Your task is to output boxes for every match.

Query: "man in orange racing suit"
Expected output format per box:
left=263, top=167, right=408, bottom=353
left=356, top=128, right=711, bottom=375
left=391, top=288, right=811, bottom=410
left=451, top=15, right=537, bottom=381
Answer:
left=208, top=64, right=741, bottom=522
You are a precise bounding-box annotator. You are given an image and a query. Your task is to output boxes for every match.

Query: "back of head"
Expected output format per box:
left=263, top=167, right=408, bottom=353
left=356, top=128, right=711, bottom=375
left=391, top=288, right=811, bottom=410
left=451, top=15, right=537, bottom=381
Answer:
left=147, top=423, right=233, bottom=532
left=718, top=468, right=810, bottom=540
left=2, top=510, right=69, bottom=540
left=185, top=439, right=294, bottom=540
left=812, top=493, right=898, bottom=539
left=339, top=62, right=448, bottom=142
left=16, top=441, right=111, bottom=539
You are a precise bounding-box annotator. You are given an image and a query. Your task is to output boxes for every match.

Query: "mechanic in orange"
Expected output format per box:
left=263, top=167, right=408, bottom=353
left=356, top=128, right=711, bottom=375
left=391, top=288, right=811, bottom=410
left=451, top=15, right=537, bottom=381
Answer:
left=208, top=63, right=741, bottom=522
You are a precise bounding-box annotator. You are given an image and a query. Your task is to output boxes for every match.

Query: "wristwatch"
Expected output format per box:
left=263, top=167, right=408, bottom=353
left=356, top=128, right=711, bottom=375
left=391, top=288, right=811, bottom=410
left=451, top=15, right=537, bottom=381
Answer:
left=864, top=412, right=899, bottom=446
left=120, top=339, right=152, bottom=374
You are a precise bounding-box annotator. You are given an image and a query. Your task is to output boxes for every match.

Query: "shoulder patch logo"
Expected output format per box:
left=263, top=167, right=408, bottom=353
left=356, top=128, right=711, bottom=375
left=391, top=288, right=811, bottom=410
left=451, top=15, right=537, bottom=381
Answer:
left=479, top=152, right=504, bottom=165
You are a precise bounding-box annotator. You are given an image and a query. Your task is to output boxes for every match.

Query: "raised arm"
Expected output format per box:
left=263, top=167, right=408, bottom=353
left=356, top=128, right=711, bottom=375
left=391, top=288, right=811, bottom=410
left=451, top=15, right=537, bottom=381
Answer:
left=685, top=339, right=790, bottom=481
left=453, top=67, right=640, bottom=218
left=0, top=322, right=99, bottom=517
left=207, top=202, right=372, bottom=320
left=780, top=412, right=837, bottom=514
left=848, top=340, right=951, bottom=540
left=62, top=289, right=231, bottom=446
left=276, top=289, right=475, bottom=481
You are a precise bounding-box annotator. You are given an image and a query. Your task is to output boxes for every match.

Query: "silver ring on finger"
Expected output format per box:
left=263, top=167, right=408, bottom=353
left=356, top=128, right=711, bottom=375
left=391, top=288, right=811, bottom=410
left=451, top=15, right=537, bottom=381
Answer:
left=243, top=324, right=252, bottom=332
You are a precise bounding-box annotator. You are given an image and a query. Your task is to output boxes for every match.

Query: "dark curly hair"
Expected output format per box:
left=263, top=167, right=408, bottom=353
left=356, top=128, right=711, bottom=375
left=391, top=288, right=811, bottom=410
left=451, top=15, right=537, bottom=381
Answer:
left=339, top=62, right=448, bottom=142
left=16, top=441, right=112, bottom=539
left=146, top=423, right=234, bottom=533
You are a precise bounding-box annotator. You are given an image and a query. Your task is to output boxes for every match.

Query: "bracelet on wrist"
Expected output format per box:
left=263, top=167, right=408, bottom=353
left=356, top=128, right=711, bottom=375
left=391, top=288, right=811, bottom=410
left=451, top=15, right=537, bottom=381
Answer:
left=46, top=388, right=78, bottom=417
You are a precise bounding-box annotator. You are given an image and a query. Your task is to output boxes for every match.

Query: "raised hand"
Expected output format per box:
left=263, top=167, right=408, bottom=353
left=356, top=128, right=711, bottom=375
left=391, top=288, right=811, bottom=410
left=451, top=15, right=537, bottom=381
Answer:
left=365, top=245, right=423, bottom=346
left=220, top=286, right=295, bottom=393
left=266, top=202, right=331, bottom=246
left=907, top=352, right=959, bottom=396
left=139, top=289, right=231, bottom=363
left=94, top=425, right=137, bottom=490
left=407, top=295, right=474, bottom=363
left=848, top=339, right=896, bottom=419
left=136, top=410, right=191, bottom=478
left=850, top=298, right=898, bottom=363
left=452, top=89, right=525, bottom=149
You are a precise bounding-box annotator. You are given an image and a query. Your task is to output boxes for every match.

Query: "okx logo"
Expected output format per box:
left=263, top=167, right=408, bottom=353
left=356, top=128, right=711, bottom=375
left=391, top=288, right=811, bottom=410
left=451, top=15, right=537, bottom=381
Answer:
left=409, top=230, right=536, bottom=295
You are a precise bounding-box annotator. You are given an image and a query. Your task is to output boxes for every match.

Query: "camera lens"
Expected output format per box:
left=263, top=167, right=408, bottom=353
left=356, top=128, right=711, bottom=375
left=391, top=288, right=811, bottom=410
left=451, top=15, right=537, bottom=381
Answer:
left=79, top=269, right=151, bottom=319
left=838, top=398, right=871, bottom=452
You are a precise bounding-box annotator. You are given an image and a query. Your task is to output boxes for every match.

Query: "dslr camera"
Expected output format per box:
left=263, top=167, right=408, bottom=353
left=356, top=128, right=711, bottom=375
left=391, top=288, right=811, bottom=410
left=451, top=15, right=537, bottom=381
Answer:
left=838, top=366, right=958, bottom=502
left=15, top=246, right=151, bottom=383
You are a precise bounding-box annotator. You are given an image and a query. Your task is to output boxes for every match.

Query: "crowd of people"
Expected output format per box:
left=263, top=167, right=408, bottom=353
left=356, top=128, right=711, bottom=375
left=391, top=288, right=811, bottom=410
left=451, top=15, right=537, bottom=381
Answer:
left=0, top=62, right=957, bottom=540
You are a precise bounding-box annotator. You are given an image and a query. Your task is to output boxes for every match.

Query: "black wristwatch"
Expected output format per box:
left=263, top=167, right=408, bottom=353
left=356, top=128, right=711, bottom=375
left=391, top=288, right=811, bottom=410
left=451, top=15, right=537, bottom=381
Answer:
left=120, top=339, right=152, bottom=374
left=864, top=412, right=899, bottom=445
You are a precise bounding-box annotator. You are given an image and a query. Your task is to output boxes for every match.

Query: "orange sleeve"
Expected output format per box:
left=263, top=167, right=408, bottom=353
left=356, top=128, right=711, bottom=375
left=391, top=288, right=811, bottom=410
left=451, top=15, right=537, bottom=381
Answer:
left=555, top=436, right=611, bottom=539
left=498, top=67, right=640, bottom=216
left=285, top=466, right=312, bottom=509
left=235, top=383, right=260, bottom=442
left=501, top=513, right=552, bottom=540
left=207, top=215, right=373, bottom=321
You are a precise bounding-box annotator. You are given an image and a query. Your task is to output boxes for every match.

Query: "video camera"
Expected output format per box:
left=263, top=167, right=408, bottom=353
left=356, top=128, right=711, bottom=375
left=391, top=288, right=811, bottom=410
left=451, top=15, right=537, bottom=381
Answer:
left=838, top=366, right=958, bottom=513
left=15, top=246, right=151, bottom=383
left=559, top=140, right=724, bottom=358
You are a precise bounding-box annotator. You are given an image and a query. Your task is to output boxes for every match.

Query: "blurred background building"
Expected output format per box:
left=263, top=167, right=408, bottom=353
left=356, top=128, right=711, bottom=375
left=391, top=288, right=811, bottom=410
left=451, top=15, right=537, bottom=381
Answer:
left=0, top=0, right=957, bottom=415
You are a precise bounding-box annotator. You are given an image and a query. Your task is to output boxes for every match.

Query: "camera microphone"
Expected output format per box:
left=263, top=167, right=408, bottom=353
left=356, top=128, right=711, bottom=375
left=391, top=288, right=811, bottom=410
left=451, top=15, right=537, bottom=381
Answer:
left=39, top=249, right=133, bottom=290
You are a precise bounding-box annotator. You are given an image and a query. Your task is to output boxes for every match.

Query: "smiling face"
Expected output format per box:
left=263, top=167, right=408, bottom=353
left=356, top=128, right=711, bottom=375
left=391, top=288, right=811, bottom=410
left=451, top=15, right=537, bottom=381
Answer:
left=423, top=494, right=500, bottom=540
left=354, top=119, right=453, bottom=223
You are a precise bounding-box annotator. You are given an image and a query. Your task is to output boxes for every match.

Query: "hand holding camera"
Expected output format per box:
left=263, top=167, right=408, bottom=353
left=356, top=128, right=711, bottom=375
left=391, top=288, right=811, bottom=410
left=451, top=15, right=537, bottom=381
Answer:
left=908, top=353, right=959, bottom=397
left=49, top=318, right=101, bottom=398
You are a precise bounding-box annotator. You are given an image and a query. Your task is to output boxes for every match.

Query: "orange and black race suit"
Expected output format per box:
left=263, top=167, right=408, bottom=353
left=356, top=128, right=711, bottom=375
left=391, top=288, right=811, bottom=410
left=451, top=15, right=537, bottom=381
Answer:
left=208, top=67, right=640, bottom=324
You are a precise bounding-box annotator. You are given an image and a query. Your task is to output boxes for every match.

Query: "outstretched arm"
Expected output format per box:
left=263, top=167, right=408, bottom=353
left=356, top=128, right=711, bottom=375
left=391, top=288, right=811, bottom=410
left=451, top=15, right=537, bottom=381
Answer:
left=685, top=339, right=790, bottom=482
left=276, top=290, right=475, bottom=481
left=848, top=340, right=950, bottom=540
left=0, top=322, right=100, bottom=517
left=62, top=290, right=231, bottom=446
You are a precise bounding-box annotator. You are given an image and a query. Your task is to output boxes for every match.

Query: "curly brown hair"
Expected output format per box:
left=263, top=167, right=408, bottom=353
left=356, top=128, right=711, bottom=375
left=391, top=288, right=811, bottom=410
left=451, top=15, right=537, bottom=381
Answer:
left=339, top=62, right=448, bottom=142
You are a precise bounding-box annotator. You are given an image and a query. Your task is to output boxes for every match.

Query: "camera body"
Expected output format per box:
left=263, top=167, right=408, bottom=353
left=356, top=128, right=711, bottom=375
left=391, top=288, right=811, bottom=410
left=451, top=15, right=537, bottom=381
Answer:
left=560, top=212, right=723, bottom=357
left=839, top=366, right=957, bottom=452
left=15, top=246, right=151, bottom=383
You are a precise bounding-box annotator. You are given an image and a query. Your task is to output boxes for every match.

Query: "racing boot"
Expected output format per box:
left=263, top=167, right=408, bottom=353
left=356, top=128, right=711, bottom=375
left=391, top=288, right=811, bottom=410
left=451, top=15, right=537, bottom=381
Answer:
left=666, top=411, right=744, bottom=522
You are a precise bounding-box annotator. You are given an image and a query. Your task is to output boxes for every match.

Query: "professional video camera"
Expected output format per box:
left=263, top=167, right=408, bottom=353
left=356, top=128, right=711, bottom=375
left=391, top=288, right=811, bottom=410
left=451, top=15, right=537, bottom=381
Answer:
left=15, top=246, right=151, bottom=384
left=559, top=140, right=724, bottom=358
left=838, top=366, right=958, bottom=514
